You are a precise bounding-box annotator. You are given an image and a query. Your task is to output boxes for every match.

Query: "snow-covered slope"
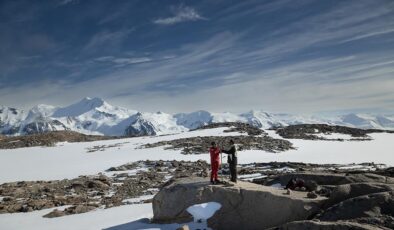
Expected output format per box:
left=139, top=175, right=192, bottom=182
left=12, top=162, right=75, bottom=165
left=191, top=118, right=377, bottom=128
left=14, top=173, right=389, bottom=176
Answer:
left=1, top=97, right=394, bottom=136
left=174, top=110, right=213, bottom=129
left=124, top=111, right=187, bottom=136
left=0, top=106, right=26, bottom=135
left=54, top=97, right=137, bottom=136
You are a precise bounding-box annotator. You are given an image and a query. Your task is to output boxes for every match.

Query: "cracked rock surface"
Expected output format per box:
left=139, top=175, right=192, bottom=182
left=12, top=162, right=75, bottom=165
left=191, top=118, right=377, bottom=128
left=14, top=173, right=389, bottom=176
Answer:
left=152, top=177, right=326, bottom=230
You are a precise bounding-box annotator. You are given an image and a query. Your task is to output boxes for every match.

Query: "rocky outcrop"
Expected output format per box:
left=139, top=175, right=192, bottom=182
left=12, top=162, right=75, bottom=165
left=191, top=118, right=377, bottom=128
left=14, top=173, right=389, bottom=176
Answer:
left=276, top=124, right=394, bottom=140
left=268, top=220, right=378, bottom=230
left=152, top=177, right=327, bottom=230
left=264, top=172, right=394, bottom=187
left=124, top=113, right=157, bottom=136
left=195, top=122, right=264, bottom=136
left=0, top=130, right=116, bottom=149
left=153, top=170, right=394, bottom=230
left=326, top=183, right=394, bottom=207
left=318, top=191, right=394, bottom=222
left=143, top=134, right=294, bottom=154
left=21, top=119, right=68, bottom=135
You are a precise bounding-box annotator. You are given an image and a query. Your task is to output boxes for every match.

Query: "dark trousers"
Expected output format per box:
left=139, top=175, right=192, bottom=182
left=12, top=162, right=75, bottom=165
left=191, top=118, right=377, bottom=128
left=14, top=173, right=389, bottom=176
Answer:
left=229, top=157, right=237, bottom=182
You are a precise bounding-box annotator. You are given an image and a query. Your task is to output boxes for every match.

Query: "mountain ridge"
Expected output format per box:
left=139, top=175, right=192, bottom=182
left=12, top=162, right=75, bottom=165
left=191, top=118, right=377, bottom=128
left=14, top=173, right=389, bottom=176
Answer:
left=1, top=97, right=393, bottom=136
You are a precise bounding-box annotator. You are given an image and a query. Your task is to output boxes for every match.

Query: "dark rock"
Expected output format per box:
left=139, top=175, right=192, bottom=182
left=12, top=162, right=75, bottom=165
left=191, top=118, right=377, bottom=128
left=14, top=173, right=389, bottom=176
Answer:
left=265, top=172, right=392, bottom=188
left=268, top=220, right=378, bottom=230
left=318, top=191, right=394, bottom=222
left=43, top=209, right=66, bottom=218
left=307, top=191, right=318, bottom=199
left=326, top=183, right=394, bottom=208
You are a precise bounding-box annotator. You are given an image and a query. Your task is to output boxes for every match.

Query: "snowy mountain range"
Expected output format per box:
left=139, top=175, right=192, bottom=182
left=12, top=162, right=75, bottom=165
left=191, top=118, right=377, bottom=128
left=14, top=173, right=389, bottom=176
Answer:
left=1, top=97, right=394, bottom=136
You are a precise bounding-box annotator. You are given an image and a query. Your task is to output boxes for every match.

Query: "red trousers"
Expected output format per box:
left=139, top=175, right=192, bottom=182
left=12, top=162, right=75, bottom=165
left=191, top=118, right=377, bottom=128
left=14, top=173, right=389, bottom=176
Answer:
left=211, top=161, right=220, bottom=181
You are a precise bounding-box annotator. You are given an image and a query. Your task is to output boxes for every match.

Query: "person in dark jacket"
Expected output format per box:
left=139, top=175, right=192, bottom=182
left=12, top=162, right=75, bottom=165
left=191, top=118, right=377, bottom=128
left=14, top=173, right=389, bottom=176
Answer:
left=209, top=141, right=221, bottom=184
left=222, top=139, right=237, bottom=182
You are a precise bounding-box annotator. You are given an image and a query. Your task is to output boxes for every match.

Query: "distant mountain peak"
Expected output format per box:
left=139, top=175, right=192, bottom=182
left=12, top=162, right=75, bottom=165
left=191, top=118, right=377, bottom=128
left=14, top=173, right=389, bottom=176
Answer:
left=80, top=97, right=106, bottom=106
left=52, top=97, right=108, bottom=118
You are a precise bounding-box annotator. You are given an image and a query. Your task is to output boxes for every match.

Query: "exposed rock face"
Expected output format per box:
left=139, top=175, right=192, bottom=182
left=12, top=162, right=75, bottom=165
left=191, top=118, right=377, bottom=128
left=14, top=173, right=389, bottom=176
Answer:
left=326, top=183, right=394, bottom=207
left=264, top=172, right=394, bottom=187
left=21, top=119, right=68, bottom=135
left=143, top=135, right=294, bottom=154
left=276, top=124, right=394, bottom=141
left=152, top=177, right=327, bottom=230
left=43, top=205, right=97, bottom=218
left=0, top=131, right=116, bottom=149
left=195, top=122, right=264, bottom=136
left=124, top=113, right=157, bottom=136
left=318, top=191, right=394, bottom=222
left=268, top=220, right=378, bottom=230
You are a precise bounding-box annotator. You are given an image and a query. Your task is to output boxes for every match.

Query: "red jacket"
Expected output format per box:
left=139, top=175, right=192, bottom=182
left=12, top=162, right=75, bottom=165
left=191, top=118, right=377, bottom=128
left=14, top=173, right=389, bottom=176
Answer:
left=209, top=147, right=221, bottom=163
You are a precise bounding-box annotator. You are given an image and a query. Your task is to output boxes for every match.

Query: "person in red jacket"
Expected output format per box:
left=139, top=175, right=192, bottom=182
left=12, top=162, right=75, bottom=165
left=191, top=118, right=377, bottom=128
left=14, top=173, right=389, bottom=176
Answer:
left=209, top=141, right=221, bottom=184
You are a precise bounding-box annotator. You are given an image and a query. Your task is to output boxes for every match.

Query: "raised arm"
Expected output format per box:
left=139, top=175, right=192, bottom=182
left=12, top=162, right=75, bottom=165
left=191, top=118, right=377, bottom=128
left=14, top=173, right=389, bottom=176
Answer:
left=222, top=146, right=235, bottom=155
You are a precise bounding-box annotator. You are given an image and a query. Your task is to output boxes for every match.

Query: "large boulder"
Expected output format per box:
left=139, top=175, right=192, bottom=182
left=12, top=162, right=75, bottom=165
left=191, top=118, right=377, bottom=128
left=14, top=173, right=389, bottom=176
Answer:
left=268, top=220, right=378, bottom=230
left=326, top=183, right=394, bottom=207
left=318, top=191, right=394, bottom=222
left=152, top=177, right=327, bottom=230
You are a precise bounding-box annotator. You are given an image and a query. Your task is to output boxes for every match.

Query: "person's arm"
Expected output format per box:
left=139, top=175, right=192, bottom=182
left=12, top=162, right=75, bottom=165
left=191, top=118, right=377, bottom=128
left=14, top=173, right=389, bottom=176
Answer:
left=227, top=146, right=236, bottom=155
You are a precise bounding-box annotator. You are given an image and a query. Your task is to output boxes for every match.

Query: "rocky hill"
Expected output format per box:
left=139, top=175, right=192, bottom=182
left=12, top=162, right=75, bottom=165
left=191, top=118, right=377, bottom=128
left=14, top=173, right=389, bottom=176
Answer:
left=143, top=123, right=293, bottom=154
left=276, top=124, right=394, bottom=141
left=0, top=131, right=117, bottom=149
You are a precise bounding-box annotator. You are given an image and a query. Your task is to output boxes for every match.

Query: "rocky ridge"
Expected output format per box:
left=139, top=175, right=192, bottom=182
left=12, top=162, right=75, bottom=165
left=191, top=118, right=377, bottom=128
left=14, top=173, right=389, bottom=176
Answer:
left=276, top=124, right=394, bottom=141
left=0, top=131, right=118, bottom=149
left=143, top=123, right=294, bottom=154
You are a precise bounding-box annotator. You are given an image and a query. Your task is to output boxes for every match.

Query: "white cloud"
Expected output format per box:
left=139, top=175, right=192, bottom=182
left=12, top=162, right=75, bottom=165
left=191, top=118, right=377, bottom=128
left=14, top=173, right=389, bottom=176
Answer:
left=153, top=5, right=206, bottom=25
left=112, top=57, right=151, bottom=65
left=93, top=56, right=152, bottom=67
left=94, top=56, right=115, bottom=62
left=2, top=0, right=394, bottom=114
left=83, top=28, right=134, bottom=52
left=59, top=0, right=74, bottom=6
left=340, top=28, right=394, bottom=43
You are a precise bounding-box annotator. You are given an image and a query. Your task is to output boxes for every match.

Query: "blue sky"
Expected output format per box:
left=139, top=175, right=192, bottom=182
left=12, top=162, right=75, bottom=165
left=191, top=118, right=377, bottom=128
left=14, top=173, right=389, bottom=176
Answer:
left=0, top=0, right=393, bottom=114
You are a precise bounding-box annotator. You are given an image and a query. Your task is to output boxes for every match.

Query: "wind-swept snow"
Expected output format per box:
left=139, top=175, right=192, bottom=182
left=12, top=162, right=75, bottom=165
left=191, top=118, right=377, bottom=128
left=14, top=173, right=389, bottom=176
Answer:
left=0, top=203, right=212, bottom=230
left=1, top=127, right=393, bottom=230
left=0, top=128, right=233, bottom=183
left=0, top=128, right=393, bottom=184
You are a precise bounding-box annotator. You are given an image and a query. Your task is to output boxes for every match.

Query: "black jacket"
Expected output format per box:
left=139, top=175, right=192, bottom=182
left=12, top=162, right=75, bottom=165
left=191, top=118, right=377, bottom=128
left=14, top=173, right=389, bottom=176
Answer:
left=222, top=145, right=237, bottom=164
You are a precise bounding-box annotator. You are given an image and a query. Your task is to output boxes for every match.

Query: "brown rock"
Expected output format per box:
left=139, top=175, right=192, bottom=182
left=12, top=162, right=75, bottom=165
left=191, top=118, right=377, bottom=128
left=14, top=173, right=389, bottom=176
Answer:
left=152, top=177, right=327, bottom=230
left=43, top=209, right=66, bottom=218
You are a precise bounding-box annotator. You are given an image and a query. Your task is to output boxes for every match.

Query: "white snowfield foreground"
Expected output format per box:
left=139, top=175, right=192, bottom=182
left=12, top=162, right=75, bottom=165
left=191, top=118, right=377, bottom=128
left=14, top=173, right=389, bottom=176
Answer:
left=0, top=128, right=392, bottom=184
left=0, top=127, right=393, bottom=230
